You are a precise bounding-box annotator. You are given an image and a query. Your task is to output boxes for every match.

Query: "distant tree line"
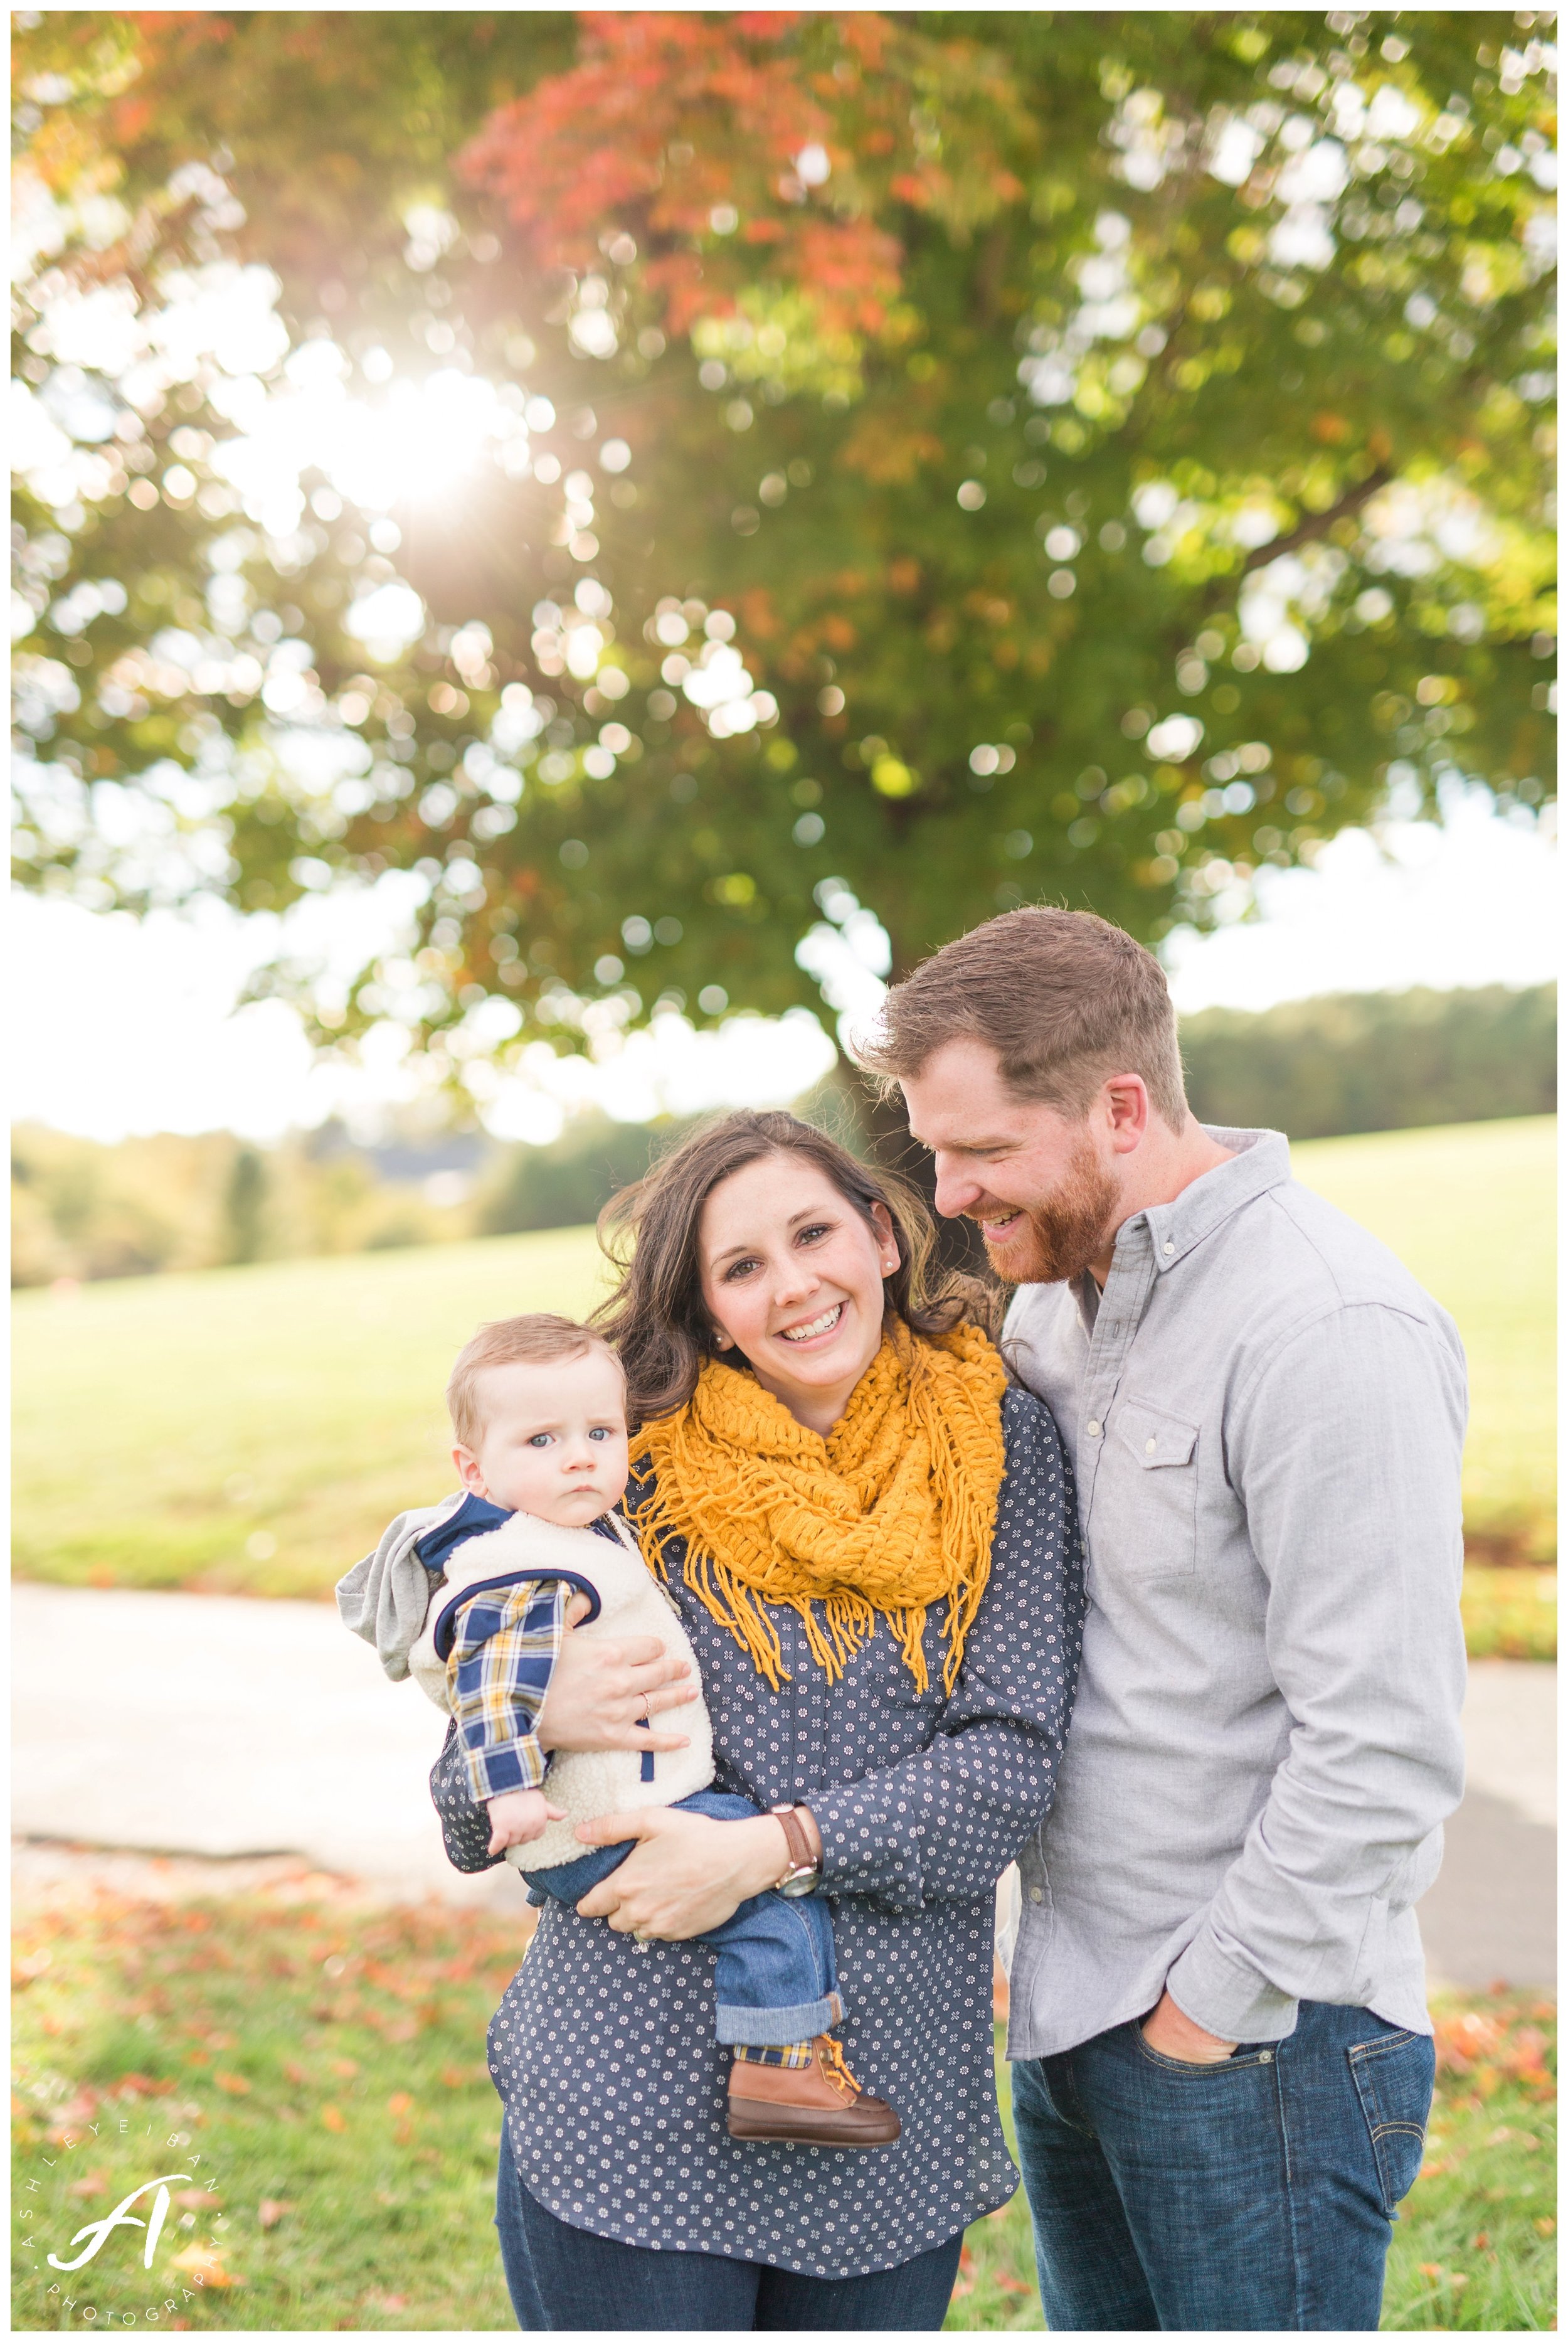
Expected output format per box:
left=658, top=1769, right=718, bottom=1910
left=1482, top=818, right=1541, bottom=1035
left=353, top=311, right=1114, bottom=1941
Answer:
left=1180, top=982, right=1555, bottom=1142
left=9, top=1122, right=476, bottom=1287
left=13, top=986, right=1554, bottom=1283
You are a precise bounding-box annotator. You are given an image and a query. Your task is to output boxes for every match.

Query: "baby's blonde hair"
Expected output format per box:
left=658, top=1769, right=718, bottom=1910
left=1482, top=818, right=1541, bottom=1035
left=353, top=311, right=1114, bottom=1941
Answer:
left=447, top=1313, right=620, bottom=1449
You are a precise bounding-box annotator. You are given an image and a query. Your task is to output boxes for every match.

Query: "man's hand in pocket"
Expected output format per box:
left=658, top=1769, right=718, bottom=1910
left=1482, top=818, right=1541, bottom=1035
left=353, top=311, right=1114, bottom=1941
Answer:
left=1141, top=1989, right=1237, bottom=2063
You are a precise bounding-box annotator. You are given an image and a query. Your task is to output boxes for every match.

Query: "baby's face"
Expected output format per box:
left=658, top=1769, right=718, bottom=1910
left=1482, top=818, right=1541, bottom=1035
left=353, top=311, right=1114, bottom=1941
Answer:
left=455, top=1348, right=630, bottom=1525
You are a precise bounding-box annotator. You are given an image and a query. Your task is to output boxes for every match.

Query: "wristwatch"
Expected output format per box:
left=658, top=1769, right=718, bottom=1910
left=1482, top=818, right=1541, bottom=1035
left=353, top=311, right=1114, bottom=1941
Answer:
left=770, top=1803, right=820, bottom=1899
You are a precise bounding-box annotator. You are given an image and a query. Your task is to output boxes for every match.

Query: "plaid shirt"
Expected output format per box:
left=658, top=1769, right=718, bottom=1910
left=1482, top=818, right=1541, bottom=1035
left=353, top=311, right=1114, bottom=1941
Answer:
left=448, top=1577, right=568, bottom=1804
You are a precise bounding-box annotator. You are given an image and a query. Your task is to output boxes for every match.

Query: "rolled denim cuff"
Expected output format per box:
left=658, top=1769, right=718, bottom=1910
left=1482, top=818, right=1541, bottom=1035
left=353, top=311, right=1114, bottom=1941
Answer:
left=716, top=1989, right=844, bottom=2047
left=1165, top=1931, right=1300, bottom=2044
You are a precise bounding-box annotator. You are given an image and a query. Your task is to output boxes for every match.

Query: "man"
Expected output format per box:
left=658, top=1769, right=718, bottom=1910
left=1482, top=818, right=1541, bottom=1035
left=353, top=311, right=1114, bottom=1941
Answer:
left=864, top=905, right=1466, bottom=2334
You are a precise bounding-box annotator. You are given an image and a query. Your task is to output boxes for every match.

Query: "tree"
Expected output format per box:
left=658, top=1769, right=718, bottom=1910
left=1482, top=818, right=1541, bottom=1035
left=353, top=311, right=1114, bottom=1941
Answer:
left=13, top=11, right=1555, bottom=1113
left=222, top=1142, right=267, bottom=1262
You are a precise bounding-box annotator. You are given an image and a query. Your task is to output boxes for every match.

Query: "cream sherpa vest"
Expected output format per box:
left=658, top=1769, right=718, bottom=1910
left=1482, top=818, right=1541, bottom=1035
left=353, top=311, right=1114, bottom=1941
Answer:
left=408, top=1508, right=716, bottom=1871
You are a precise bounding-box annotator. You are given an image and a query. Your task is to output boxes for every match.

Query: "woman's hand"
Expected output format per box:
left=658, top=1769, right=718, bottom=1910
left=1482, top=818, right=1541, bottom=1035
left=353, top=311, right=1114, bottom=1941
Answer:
left=534, top=1592, right=699, bottom=1755
left=573, top=1806, right=816, bottom=1940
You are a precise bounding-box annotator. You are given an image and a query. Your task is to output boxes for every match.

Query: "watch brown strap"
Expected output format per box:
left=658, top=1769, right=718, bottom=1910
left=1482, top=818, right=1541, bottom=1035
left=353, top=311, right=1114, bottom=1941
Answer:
left=770, top=1802, right=815, bottom=1878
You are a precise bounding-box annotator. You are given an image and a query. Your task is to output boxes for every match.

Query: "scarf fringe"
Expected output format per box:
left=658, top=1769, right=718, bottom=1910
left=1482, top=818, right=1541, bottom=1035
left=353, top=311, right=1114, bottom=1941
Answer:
left=631, top=1326, right=1007, bottom=1695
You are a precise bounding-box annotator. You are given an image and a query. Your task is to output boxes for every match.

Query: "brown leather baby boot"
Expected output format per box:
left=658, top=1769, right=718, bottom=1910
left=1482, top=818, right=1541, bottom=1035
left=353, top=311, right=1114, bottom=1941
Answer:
left=727, top=2036, right=901, bottom=2148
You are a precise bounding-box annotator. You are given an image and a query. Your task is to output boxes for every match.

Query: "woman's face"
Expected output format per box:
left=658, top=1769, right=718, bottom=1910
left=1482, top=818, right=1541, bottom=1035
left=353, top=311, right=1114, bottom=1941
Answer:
left=696, top=1152, right=900, bottom=1434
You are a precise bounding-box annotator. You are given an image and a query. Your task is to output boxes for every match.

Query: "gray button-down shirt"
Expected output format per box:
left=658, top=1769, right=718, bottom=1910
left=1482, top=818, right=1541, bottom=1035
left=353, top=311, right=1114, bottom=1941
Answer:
left=1003, top=1126, right=1468, bottom=2055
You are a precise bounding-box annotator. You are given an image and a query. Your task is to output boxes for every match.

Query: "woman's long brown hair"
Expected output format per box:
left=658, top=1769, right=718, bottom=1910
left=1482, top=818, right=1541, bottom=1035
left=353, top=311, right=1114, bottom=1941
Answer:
left=591, top=1109, right=995, bottom=1430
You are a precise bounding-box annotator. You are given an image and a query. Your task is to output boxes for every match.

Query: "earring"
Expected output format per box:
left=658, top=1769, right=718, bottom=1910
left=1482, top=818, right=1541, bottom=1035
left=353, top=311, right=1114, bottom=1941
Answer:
left=712, top=1331, right=731, bottom=1349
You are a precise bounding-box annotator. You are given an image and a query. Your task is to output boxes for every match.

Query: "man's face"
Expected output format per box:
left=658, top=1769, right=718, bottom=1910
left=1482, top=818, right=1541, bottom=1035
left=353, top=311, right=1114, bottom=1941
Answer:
left=902, top=1037, right=1121, bottom=1286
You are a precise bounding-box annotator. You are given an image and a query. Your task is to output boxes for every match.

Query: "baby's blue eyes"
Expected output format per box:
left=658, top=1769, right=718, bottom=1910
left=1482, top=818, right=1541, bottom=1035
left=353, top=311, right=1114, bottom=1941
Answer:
left=588, top=1426, right=610, bottom=1442
left=526, top=1427, right=614, bottom=1448
left=528, top=1434, right=553, bottom=1449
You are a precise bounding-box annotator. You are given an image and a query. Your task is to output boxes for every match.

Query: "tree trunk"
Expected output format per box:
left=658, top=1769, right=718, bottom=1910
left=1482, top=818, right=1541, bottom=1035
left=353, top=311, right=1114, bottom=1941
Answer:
left=858, top=1078, right=994, bottom=1285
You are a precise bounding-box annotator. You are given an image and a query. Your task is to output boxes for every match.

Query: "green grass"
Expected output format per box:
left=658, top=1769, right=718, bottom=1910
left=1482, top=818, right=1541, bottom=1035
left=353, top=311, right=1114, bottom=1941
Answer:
left=1291, top=1116, right=1556, bottom=1567
left=12, top=1117, right=1555, bottom=1606
left=11, top=1883, right=1554, bottom=2332
left=11, top=1227, right=614, bottom=1599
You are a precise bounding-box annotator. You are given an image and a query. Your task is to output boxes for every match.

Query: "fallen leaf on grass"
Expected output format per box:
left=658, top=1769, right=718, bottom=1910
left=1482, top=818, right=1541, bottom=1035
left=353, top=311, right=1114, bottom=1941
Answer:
left=995, top=2274, right=1034, bottom=2295
left=213, top=2070, right=252, bottom=2095
left=1535, top=2217, right=1556, bottom=2237
left=387, top=2091, right=415, bottom=2116
left=283, top=2059, right=312, bottom=2086
left=169, top=2245, right=241, bottom=2287
left=958, top=2245, right=976, bottom=2275
left=258, top=2198, right=295, bottom=2230
left=365, top=2294, right=408, bottom=2314
left=320, top=2102, right=347, bottom=2132
left=329, top=2055, right=360, bottom=2078
left=50, top=2090, right=99, bottom=2127
left=174, top=2188, right=219, bottom=2210
left=439, top=2063, right=485, bottom=2088
left=108, top=2073, right=176, bottom=2099
left=68, top=2169, right=112, bottom=2199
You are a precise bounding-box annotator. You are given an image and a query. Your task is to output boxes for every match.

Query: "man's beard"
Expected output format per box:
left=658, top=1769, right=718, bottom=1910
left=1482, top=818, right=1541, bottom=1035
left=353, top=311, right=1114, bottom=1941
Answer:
left=970, top=1136, right=1119, bottom=1287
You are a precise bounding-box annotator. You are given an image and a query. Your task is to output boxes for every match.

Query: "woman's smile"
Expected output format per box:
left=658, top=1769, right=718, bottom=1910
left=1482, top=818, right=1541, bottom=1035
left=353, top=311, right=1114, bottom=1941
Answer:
left=778, top=1301, right=845, bottom=1346
left=697, top=1152, right=898, bottom=1436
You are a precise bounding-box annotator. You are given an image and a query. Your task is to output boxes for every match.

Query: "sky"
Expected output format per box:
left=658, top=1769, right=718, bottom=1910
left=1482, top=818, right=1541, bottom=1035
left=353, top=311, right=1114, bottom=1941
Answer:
left=11, top=782, right=1555, bottom=1149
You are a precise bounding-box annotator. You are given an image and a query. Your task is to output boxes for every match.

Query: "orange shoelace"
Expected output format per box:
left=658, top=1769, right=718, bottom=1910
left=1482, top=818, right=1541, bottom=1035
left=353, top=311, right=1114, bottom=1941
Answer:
left=818, top=2037, right=862, bottom=2097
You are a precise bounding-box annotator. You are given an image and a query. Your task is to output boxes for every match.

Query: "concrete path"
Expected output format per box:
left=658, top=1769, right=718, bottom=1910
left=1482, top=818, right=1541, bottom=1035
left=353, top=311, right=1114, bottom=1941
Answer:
left=10, top=1581, right=519, bottom=1908
left=9, top=1585, right=1557, bottom=1981
left=1417, top=1658, right=1557, bottom=1992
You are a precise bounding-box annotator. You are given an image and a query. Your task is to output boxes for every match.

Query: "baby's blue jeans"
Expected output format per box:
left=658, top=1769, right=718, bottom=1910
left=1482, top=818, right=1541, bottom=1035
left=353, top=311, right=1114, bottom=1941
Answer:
left=524, top=1789, right=842, bottom=2045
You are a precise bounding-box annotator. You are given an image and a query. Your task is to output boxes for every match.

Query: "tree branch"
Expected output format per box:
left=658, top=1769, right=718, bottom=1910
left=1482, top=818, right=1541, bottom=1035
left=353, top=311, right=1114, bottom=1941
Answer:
left=1240, top=465, right=1392, bottom=574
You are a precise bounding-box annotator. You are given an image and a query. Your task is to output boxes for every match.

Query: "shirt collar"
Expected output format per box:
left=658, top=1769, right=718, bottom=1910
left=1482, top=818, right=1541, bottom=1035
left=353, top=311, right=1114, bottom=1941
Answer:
left=1125, top=1125, right=1292, bottom=1275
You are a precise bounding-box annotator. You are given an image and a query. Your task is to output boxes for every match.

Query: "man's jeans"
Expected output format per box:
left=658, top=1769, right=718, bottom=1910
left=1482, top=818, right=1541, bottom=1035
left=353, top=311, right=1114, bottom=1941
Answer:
left=525, top=1789, right=842, bottom=2045
left=1012, top=2001, right=1435, bottom=2331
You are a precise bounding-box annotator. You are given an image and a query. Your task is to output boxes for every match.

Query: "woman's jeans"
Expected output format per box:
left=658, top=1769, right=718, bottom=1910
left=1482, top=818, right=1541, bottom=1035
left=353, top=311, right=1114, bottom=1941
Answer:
left=495, top=2139, right=962, bottom=2331
left=524, top=1789, right=841, bottom=2044
left=1012, top=1999, right=1436, bottom=2331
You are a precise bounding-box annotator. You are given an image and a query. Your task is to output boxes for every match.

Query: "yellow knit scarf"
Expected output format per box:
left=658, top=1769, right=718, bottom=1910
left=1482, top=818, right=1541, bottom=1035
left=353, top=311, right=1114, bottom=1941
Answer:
left=631, top=1321, right=1009, bottom=1695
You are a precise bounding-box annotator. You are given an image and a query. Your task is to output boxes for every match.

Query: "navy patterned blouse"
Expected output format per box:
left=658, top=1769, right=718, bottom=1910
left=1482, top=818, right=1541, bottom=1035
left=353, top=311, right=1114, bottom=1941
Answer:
left=430, top=1381, right=1084, bottom=2279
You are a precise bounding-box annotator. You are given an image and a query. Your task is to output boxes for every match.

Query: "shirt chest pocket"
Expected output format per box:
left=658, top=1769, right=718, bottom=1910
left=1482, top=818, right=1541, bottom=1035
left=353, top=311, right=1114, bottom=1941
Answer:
left=1096, top=1399, right=1200, bottom=1579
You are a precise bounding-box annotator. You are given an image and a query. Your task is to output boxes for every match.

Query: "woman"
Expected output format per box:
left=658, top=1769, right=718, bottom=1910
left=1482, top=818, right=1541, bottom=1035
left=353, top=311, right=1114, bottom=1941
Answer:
left=431, top=1110, right=1084, bottom=2330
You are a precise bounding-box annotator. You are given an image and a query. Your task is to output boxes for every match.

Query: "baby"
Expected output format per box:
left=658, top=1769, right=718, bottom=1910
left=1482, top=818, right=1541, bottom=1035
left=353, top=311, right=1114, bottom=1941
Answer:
left=336, top=1311, right=899, bottom=2151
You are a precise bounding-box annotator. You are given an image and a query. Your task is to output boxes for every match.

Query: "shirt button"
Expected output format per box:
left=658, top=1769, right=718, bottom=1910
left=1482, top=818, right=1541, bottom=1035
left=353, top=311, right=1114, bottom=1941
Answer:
left=1145, top=1437, right=1157, bottom=1454
left=1086, top=1420, right=1101, bottom=1437
left=1029, top=1887, right=1043, bottom=1903
left=1163, top=1241, right=1175, bottom=1255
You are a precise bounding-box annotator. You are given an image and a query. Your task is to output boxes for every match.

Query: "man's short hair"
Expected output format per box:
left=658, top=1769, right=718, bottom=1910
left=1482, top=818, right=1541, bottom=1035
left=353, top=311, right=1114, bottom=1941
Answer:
left=447, top=1313, right=618, bottom=1449
left=859, top=905, right=1189, bottom=1132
